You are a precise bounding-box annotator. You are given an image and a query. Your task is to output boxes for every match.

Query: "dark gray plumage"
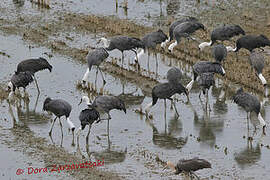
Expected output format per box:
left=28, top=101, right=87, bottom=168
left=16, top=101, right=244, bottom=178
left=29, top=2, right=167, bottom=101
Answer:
left=174, top=157, right=211, bottom=174
left=166, top=67, right=182, bottom=83
left=232, top=88, right=266, bottom=134
left=82, top=48, right=109, bottom=85
left=17, top=57, right=52, bottom=73
left=145, top=82, right=188, bottom=116
left=80, top=95, right=126, bottom=143
left=137, top=29, right=168, bottom=74
left=151, top=82, right=188, bottom=106
left=193, top=61, right=225, bottom=77
left=100, top=36, right=145, bottom=66
left=91, top=95, right=126, bottom=119
left=9, top=71, right=34, bottom=92
left=186, top=61, right=225, bottom=92
left=168, top=21, right=205, bottom=52
left=142, top=29, right=168, bottom=49
left=79, top=108, right=100, bottom=130
left=229, top=34, right=270, bottom=52
left=43, top=97, right=75, bottom=138
left=212, top=44, right=227, bottom=63
left=168, top=17, right=199, bottom=42
left=199, top=24, right=245, bottom=50
left=198, top=73, right=215, bottom=96
left=249, top=51, right=267, bottom=86
left=16, top=57, right=52, bottom=94
left=76, top=108, right=100, bottom=142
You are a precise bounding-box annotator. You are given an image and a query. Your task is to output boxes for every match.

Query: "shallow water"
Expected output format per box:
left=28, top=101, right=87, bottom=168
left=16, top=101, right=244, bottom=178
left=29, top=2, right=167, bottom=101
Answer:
left=1, top=0, right=270, bottom=180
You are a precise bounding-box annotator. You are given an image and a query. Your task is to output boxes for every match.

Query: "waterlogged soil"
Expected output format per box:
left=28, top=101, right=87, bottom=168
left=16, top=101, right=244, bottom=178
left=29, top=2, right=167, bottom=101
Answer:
left=0, top=0, right=270, bottom=180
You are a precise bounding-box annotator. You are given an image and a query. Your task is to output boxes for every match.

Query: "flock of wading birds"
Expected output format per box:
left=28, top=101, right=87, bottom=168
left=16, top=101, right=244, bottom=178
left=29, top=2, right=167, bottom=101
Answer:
left=6, top=17, right=270, bottom=178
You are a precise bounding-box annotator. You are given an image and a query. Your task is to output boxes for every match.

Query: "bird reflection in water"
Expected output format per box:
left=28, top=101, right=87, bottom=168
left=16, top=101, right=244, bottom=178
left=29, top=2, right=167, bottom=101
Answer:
left=146, top=115, right=188, bottom=150
left=190, top=103, right=224, bottom=148
left=76, top=126, right=127, bottom=165
left=234, top=134, right=264, bottom=169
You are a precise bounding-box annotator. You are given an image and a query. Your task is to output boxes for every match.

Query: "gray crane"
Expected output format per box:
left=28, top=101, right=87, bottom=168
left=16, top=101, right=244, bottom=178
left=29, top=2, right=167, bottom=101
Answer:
left=212, top=44, right=227, bottom=63
left=164, top=157, right=211, bottom=180
left=98, top=35, right=145, bottom=67
left=16, top=57, right=52, bottom=94
left=79, top=95, right=126, bottom=143
left=136, top=29, right=167, bottom=75
left=76, top=107, right=100, bottom=143
left=144, top=82, right=189, bottom=117
left=249, top=51, right=267, bottom=86
left=199, top=24, right=245, bottom=50
left=227, top=34, right=270, bottom=52
left=162, top=17, right=199, bottom=48
left=232, top=88, right=266, bottom=134
left=82, top=48, right=109, bottom=86
left=166, top=67, right=183, bottom=108
left=168, top=21, right=205, bottom=52
left=43, top=97, right=76, bottom=145
left=7, top=71, right=34, bottom=101
left=186, top=61, right=225, bottom=92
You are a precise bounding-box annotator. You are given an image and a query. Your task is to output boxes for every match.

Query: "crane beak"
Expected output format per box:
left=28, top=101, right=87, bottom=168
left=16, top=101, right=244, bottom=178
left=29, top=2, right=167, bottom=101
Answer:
left=78, top=98, right=82, bottom=106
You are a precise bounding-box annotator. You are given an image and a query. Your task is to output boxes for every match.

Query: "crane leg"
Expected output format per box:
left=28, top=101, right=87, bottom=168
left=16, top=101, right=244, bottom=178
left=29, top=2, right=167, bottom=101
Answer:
left=247, top=112, right=250, bottom=132
left=121, top=51, right=124, bottom=68
left=33, top=75, right=40, bottom=94
left=98, top=66, right=106, bottom=85
left=49, top=117, right=57, bottom=136
left=170, top=97, right=174, bottom=110
left=155, top=53, right=158, bottom=79
left=147, top=52, right=150, bottom=75
left=95, top=68, right=99, bottom=87
left=164, top=99, right=167, bottom=119
left=86, top=124, right=92, bottom=143
left=168, top=97, right=179, bottom=117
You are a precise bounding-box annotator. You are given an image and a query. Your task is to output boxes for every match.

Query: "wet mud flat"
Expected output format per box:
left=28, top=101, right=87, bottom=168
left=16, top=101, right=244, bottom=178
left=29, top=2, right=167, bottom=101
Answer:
left=1, top=1, right=270, bottom=94
left=0, top=0, right=270, bottom=180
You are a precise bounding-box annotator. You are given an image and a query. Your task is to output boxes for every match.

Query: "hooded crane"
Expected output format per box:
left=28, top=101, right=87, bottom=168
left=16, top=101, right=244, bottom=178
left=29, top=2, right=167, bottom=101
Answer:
left=15, top=57, right=52, bottom=94
left=76, top=107, right=101, bottom=143
left=166, top=67, right=183, bottom=108
left=144, top=81, right=189, bottom=117
left=227, top=34, right=270, bottom=52
left=7, top=71, right=34, bottom=101
left=164, top=157, right=211, bottom=180
left=248, top=51, right=267, bottom=86
left=98, top=35, right=145, bottom=67
left=199, top=24, right=245, bottom=50
left=186, top=61, right=226, bottom=92
left=79, top=95, right=126, bottom=141
left=82, top=48, right=109, bottom=86
left=212, top=44, right=227, bottom=63
left=168, top=21, right=205, bottom=52
left=232, top=88, right=266, bottom=134
left=161, top=17, right=198, bottom=48
left=136, top=29, right=168, bottom=74
left=43, top=97, right=76, bottom=143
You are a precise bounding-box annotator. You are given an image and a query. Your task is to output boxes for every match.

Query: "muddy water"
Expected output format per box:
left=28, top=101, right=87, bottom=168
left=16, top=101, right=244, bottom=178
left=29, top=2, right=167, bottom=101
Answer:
left=1, top=0, right=270, bottom=180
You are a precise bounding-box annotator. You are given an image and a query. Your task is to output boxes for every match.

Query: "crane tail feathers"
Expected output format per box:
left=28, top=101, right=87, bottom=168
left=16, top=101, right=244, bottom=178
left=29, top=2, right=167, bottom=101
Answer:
left=258, top=74, right=267, bottom=85
left=186, top=80, right=194, bottom=92
left=258, top=113, right=266, bottom=127
left=82, top=68, right=90, bottom=82
left=67, top=117, right=75, bottom=130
